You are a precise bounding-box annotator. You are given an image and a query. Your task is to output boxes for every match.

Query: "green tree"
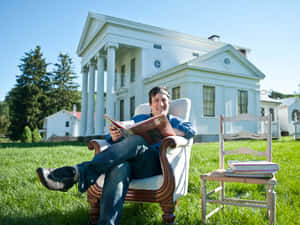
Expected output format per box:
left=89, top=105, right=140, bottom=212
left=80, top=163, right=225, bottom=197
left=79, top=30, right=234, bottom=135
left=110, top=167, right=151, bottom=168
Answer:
left=51, top=53, right=81, bottom=112
left=21, top=126, right=32, bottom=143
left=32, top=128, right=42, bottom=142
left=0, top=101, right=10, bottom=135
left=7, top=46, right=51, bottom=140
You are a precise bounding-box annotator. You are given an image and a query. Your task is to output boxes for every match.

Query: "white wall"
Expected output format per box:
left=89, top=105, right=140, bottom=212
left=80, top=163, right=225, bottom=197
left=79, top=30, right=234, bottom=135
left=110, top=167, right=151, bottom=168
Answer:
left=45, top=111, right=80, bottom=139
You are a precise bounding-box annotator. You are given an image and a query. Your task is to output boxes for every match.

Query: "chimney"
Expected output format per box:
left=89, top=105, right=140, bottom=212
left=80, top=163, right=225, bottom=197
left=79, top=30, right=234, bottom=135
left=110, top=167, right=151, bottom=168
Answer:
left=73, top=104, right=77, bottom=116
left=208, top=35, right=220, bottom=41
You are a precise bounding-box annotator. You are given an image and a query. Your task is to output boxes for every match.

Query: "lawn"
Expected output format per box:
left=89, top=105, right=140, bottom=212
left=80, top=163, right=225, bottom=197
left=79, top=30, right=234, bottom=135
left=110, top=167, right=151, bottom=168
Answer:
left=0, top=137, right=299, bottom=225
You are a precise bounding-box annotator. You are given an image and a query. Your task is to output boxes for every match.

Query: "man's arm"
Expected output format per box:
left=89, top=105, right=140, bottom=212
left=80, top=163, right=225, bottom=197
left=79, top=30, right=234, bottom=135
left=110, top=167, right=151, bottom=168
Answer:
left=169, top=115, right=197, bottom=139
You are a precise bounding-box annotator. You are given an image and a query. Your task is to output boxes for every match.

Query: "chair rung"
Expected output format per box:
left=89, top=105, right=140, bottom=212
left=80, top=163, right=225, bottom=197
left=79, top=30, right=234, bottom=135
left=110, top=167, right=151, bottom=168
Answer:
left=207, top=186, right=222, bottom=196
left=224, top=198, right=267, bottom=205
left=207, top=200, right=268, bottom=208
left=206, top=207, right=222, bottom=219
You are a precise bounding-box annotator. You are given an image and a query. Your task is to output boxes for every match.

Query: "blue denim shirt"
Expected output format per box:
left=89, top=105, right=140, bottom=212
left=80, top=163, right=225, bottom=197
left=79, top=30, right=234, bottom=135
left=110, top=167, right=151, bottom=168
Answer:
left=106, top=114, right=196, bottom=150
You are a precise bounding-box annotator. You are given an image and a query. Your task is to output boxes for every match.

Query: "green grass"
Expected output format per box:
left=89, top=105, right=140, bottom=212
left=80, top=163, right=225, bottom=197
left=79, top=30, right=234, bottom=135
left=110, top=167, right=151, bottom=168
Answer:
left=0, top=137, right=299, bottom=225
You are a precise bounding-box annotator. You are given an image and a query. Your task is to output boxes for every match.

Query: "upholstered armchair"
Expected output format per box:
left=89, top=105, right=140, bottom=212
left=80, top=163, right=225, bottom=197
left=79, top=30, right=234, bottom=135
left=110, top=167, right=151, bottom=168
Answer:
left=86, top=98, right=194, bottom=225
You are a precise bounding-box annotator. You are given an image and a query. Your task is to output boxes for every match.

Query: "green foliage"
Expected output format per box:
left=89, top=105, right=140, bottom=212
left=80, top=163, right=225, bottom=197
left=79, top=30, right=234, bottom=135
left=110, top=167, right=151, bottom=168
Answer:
left=0, top=137, right=299, bottom=225
left=0, top=101, right=10, bottom=135
left=6, top=46, right=80, bottom=141
left=21, top=126, right=32, bottom=143
left=51, top=53, right=81, bottom=112
left=32, top=128, right=42, bottom=143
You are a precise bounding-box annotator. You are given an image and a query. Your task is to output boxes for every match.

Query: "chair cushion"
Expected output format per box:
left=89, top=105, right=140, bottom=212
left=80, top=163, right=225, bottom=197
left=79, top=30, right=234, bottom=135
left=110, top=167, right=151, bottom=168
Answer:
left=96, top=174, right=164, bottom=190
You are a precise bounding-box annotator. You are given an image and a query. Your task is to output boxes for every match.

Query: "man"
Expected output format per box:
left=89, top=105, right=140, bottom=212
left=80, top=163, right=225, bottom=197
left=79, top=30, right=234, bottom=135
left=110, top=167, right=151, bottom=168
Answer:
left=37, top=86, right=196, bottom=225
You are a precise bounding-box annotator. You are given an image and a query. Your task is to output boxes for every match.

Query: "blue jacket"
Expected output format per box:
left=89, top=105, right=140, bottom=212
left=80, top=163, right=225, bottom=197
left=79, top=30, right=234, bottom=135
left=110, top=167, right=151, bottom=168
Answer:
left=106, top=114, right=196, bottom=150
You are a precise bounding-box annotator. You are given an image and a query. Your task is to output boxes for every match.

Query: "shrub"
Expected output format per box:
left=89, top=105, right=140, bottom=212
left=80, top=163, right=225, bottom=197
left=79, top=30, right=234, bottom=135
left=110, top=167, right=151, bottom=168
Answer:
left=32, top=128, right=42, bottom=143
left=21, top=126, right=32, bottom=143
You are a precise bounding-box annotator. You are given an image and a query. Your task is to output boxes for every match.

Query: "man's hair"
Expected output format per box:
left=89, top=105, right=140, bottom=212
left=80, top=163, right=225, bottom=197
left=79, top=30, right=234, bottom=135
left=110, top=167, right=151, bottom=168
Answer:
left=148, top=86, right=170, bottom=103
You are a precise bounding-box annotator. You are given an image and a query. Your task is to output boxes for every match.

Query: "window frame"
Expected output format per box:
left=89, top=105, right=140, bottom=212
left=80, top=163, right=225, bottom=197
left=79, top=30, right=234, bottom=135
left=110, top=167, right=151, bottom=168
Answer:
left=238, top=90, right=248, bottom=114
left=203, top=85, right=215, bottom=117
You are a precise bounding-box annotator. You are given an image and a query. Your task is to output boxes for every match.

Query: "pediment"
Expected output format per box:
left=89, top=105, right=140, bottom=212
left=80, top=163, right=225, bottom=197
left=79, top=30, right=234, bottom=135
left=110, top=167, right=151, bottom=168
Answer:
left=188, top=44, right=265, bottom=79
left=77, top=13, right=106, bottom=56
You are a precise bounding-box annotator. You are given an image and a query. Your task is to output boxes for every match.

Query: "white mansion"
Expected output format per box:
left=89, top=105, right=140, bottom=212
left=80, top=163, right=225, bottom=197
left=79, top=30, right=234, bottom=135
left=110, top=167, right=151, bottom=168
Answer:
left=77, top=12, right=265, bottom=141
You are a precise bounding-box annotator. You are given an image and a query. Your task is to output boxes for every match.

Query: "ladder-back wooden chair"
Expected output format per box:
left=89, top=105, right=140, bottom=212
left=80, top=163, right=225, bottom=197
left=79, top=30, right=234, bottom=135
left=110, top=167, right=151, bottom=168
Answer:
left=200, top=114, right=277, bottom=225
left=87, top=98, right=194, bottom=225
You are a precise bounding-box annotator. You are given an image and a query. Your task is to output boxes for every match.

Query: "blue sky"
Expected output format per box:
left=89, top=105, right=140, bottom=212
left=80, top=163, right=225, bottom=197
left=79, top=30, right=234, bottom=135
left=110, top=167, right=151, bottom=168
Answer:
left=1, top=0, right=299, bottom=101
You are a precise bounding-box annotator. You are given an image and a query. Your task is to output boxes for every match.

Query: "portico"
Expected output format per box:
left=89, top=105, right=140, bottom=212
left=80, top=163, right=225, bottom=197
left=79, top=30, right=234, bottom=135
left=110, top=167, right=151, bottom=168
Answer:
left=79, top=42, right=118, bottom=136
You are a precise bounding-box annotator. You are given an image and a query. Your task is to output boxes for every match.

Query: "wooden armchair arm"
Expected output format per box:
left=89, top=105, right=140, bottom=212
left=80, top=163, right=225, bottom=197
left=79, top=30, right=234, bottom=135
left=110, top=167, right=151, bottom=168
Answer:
left=158, top=136, right=192, bottom=198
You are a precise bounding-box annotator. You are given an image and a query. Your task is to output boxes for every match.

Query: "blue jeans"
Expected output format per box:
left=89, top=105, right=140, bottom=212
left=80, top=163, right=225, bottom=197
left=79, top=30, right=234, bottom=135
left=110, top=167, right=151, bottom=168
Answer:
left=77, top=135, right=162, bottom=225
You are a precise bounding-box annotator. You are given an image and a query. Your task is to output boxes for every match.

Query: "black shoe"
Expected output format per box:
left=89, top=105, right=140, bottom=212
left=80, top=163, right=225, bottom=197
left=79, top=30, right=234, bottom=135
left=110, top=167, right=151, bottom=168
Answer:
left=36, top=167, right=77, bottom=192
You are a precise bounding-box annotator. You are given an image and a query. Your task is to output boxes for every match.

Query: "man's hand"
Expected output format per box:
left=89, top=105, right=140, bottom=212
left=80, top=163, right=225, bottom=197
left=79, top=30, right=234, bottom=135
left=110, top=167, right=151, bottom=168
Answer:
left=109, top=125, right=122, bottom=142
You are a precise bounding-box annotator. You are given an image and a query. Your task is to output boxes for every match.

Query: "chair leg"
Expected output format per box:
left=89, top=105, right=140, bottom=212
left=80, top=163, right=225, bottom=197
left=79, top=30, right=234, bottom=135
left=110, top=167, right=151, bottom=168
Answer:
left=89, top=201, right=100, bottom=225
left=220, top=181, right=225, bottom=209
left=267, top=184, right=276, bottom=225
left=160, top=198, right=175, bottom=224
left=201, top=178, right=207, bottom=224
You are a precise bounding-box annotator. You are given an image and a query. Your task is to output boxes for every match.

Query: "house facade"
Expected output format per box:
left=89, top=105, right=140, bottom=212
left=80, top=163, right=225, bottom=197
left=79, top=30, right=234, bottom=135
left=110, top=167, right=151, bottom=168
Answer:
left=279, top=97, right=300, bottom=135
left=260, top=90, right=281, bottom=138
left=77, top=12, right=265, bottom=141
left=43, top=110, right=81, bottom=139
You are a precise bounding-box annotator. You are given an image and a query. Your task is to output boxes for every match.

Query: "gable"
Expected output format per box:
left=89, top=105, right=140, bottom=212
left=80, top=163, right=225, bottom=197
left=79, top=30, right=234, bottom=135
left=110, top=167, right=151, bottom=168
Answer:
left=77, top=13, right=106, bottom=56
left=188, top=44, right=265, bottom=80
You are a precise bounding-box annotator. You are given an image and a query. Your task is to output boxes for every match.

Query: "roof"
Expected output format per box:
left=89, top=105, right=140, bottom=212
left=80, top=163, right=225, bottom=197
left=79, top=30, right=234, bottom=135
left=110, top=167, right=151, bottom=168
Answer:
left=44, top=110, right=81, bottom=121
left=69, top=111, right=81, bottom=120
left=145, top=44, right=265, bottom=84
left=260, top=94, right=281, bottom=104
left=280, top=97, right=300, bottom=106
left=77, top=12, right=249, bottom=57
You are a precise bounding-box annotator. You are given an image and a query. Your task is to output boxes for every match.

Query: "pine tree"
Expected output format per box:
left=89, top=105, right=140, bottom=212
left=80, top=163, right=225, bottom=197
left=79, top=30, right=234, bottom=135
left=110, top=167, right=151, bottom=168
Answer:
left=7, top=46, right=52, bottom=140
left=51, top=53, right=81, bottom=112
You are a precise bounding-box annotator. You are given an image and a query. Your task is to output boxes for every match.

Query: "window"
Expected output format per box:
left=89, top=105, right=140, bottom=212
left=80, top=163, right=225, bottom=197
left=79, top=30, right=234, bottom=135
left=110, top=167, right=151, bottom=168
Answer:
left=130, top=96, right=135, bottom=118
left=130, top=58, right=135, bottom=82
left=261, top=107, right=265, bottom=117
left=65, top=132, right=70, bottom=136
left=292, top=109, right=300, bottom=121
left=65, top=121, right=69, bottom=127
left=172, top=86, right=181, bottom=100
left=203, top=86, right=215, bottom=117
left=121, top=65, right=125, bottom=87
left=153, top=44, right=162, bottom=49
left=269, top=108, right=274, bottom=121
left=120, top=99, right=124, bottom=121
left=238, top=90, right=248, bottom=114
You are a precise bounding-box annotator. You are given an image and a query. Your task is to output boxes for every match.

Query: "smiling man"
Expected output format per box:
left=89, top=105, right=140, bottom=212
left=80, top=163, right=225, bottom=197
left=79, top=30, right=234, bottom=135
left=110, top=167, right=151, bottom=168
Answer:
left=36, top=86, right=196, bottom=225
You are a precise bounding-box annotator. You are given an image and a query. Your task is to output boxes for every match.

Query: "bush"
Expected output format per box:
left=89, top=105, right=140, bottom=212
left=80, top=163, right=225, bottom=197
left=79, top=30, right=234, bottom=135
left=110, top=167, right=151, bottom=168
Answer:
left=32, top=128, right=42, bottom=143
left=21, top=126, right=32, bottom=143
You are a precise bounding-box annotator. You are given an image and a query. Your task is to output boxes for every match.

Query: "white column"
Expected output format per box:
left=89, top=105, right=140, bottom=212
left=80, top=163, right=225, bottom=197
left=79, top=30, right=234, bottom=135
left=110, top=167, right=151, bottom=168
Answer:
left=86, top=59, right=96, bottom=136
left=106, top=42, right=118, bottom=118
left=95, top=53, right=105, bottom=135
left=80, top=67, right=88, bottom=136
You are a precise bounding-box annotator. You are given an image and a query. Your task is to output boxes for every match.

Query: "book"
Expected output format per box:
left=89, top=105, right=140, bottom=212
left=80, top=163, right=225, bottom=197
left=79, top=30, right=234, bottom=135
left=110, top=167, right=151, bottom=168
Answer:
left=224, top=168, right=274, bottom=178
left=103, top=114, right=176, bottom=145
left=228, top=160, right=279, bottom=172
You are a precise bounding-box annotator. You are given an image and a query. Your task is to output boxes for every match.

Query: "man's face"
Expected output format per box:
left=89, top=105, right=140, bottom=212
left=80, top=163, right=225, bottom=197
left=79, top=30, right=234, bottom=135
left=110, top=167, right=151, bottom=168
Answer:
left=150, top=93, right=170, bottom=116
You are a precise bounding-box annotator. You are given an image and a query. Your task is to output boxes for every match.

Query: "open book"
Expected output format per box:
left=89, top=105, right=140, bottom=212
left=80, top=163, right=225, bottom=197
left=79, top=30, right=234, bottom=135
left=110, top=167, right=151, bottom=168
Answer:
left=103, top=114, right=176, bottom=145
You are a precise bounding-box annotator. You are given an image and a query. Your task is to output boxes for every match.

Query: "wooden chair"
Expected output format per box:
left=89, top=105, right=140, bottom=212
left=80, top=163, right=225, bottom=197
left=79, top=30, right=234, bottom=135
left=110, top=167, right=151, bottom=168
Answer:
left=200, top=114, right=277, bottom=225
left=87, top=98, right=194, bottom=225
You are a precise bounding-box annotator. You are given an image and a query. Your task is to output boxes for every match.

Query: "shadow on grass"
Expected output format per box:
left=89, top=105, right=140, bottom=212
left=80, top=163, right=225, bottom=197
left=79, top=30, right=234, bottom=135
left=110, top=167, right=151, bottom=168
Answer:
left=1, top=207, right=89, bottom=225
left=0, top=141, right=88, bottom=149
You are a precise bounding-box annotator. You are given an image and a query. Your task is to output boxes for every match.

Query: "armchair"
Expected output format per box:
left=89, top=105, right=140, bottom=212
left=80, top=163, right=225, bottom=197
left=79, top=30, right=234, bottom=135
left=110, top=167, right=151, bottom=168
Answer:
left=86, top=98, right=193, bottom=225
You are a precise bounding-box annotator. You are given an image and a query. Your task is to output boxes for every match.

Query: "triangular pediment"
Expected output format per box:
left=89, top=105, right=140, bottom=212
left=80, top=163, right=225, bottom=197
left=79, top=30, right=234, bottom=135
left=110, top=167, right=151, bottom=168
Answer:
left=77, top=12, right=106, bottom=56
left=188, top=44, right=265, bottom=79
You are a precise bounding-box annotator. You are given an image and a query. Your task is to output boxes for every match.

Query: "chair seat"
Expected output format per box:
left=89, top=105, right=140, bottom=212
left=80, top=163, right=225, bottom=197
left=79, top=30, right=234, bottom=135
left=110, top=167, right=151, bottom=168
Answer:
left=200, top=169, right=277, bottom=185
left=96, top=174, right=164, bottom=190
